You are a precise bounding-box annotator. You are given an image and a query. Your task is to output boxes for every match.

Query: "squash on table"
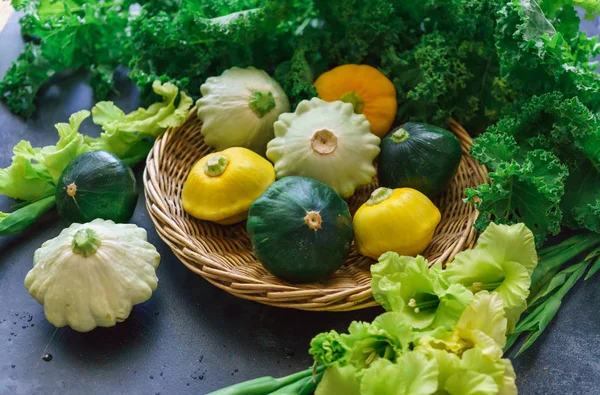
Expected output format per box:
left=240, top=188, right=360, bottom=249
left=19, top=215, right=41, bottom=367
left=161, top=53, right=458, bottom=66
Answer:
left=353, top=187, right=441, bottom=259
left=182, top=147, right=275, bottom=225
left=246, top=176, right=354, bottom=283
left=196, top=67, right=291, bottom=155
left=314, top=64, right=397, bottom=138
left=378, top=122, right=463, bottom=198
left=24, top=219, right=160, bottom=332
left=55, top=150, right=137, bottom=223
left=266, top=98, right=380, bottom=198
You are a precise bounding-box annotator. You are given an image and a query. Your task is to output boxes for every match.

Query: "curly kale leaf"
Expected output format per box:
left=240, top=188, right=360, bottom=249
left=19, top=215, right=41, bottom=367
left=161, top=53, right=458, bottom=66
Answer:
left=127, top=0, right=312, bottom=103
left=0, top=1, right=131, bottom=116
left=466, top=148, right=567, bottom=246
left=274, top=46, right=318, bottom=108
left=495, top=0, right=600, bottom=112
left=469, top=92, right=600, bottom=243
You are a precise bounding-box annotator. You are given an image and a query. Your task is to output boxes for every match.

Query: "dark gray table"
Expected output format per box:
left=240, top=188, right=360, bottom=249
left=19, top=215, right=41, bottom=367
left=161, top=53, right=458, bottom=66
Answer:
left=1, top=12, right=599, bottom=395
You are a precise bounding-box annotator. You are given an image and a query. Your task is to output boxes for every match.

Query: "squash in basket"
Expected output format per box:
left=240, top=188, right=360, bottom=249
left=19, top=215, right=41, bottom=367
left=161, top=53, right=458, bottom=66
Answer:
left=182, top=147, right=275, bottom=225
left=196, top=67, right=290, bottom=155
left=266, top=98, right=380, bottom=198
left=314, top=64, right=397, bottom=138
left=353, top=187, right=441, bottom=259
left=378, top=123, right=463, bottom=198
left=246, top=176, right=354, bottom=283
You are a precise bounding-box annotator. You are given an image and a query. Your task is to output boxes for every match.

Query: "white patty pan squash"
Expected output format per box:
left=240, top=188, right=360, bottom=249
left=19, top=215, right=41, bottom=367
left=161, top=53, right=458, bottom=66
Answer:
left=196, top=66, right=291, bottom=155
left=24, top=219, right=160, bottom=332
left=267, top=98, right=380, bottom=198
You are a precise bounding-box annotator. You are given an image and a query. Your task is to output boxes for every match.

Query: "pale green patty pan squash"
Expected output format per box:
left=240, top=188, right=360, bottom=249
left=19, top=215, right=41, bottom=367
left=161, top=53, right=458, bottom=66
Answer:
left=266, top=98, right=380, bottom=198
left=196, top=66, right=290, bottom=156
left=24, top=219, right=160, bottom=332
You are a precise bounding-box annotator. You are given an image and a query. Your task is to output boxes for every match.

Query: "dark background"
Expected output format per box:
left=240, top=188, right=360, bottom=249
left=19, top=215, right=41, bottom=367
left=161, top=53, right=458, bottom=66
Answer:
left=1, top=11, right=600, bottom=395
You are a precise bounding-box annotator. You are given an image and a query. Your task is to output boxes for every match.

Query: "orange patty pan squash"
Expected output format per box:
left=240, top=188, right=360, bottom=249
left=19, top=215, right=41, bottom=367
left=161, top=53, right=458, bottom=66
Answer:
left=314, top=64, right=397, bottom=138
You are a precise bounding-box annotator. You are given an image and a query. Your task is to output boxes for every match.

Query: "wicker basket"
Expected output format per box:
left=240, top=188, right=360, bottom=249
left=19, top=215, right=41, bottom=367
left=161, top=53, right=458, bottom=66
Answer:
left=143, top=110, right=489, bottom=311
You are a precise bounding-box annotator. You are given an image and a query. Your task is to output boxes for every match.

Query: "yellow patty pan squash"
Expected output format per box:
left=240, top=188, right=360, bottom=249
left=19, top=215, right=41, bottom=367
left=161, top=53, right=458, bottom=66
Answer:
left=314, top=64, right=397, bottom=138
left=182, top=147, right=275, bottom=225
left=353, top=187, right=441, bottom=259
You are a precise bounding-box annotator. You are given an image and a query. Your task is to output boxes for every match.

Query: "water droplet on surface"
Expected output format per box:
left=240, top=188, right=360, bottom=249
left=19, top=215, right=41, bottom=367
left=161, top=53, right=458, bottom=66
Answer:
left=42, top=354, right=53, bottom=362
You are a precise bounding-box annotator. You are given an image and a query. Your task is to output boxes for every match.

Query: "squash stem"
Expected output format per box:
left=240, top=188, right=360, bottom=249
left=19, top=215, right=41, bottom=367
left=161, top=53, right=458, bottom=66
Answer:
left=304, top=211, right=322, bottom=231
left=367, top=187, right=393, bottom=206
left=390, top=128, right=410, bottom=143
left=204, top=155, right=229, bottom=177
left=249, top=90, right=276, bottom=118
left=311, top=129, right=338, bottom=155
left=339, top=91, right=364, bottom=114
left=72, top=228, right=102, bottom=257
left=66, top=183, right=77, bottom=198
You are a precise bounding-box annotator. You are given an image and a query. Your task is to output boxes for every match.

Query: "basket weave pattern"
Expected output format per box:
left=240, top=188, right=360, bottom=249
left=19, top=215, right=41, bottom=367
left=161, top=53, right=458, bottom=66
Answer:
left=143, top=110, right=489, bottom=311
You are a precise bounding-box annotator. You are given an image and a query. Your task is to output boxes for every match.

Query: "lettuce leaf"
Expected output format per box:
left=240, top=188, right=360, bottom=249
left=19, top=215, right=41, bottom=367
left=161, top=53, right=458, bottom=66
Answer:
left=0, top=82, right=191, bottom=236
left=87, top=81, right=193, bottom=162
left=0, top=110, right=90, bottom=201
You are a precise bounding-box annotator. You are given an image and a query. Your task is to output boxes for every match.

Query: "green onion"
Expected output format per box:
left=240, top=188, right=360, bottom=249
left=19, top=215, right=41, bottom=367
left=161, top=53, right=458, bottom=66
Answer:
left=207, top=366, right=325, bottom=395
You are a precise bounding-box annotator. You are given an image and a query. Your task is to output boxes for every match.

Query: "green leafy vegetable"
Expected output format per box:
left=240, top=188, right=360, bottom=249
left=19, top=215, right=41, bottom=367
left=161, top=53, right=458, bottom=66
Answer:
left=507, top=234, right=600, bottom=356
left=1, top=1, right=133, bottom=116
left=0, top=195, right=56, bottom=235
left=87, top=80, right=193, bottom=162
left=206, top=365, right=324, bottom=395
left=0, top=81, right=191, bottom=236
left=0, top=110, right=90, bottom=201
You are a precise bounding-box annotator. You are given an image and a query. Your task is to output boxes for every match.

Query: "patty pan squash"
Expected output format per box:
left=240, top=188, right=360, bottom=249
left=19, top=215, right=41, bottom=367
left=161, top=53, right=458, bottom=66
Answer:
left=266, top=98, right=380, bottom=198
left=314, top=64, right=397, bottom=138
left=197, top=67, right=290, bottom=155
left=354, top=187, right=441, bottom=259
left=24, top=219, right=160, bottom=332
left=247, top=176, right=354, bottom=283
left=379, top=123, right=462, bottom=198
left=182, top=147, right=275, bottom=225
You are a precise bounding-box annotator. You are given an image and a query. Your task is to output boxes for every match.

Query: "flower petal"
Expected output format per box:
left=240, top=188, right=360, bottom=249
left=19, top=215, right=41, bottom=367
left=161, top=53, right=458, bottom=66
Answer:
left=476, top=222, right=538, bottom=275
left=445, top=370, right=499, bottom=395
left=457, top=291, right=508, bottom=349
left=315, top=364, right=361, bottom=395
left=360, top=353, right=438, bottom=395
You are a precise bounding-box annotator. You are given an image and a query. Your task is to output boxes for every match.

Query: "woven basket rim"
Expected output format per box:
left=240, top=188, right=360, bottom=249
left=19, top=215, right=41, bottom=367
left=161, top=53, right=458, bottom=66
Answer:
left=143, top=108, right=489, bottom=311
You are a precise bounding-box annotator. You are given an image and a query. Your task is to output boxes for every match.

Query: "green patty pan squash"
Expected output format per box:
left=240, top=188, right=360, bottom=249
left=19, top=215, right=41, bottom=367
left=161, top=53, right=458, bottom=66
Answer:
left=55, top=150, right=138, bottom=224
left=24, top=219, right=160, bottom=332
left=246, top=176, right=354, bottom=283
left=182, top=147, right=275, bottom=225
left=379, top=122, right=463, bottom=198
left=353, top=187, right=441, bottom=259
left=266, top=98, right=380, bottom=198
left=196, top=67, right=290, bottom=155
